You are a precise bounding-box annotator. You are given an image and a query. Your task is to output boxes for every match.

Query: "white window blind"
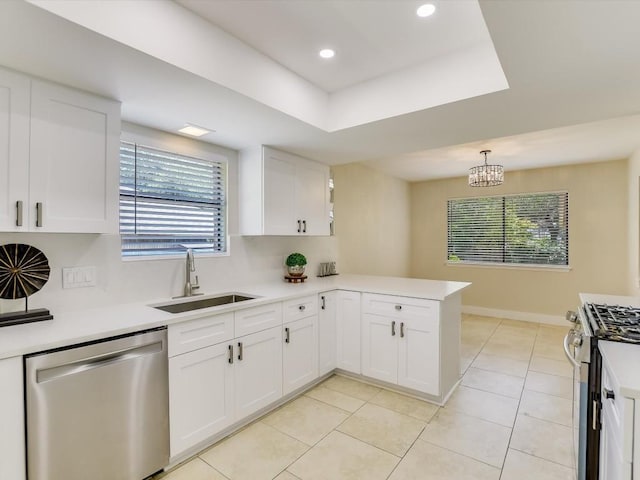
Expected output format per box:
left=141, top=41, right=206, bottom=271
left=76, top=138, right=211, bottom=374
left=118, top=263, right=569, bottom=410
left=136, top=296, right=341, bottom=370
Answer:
left=447, top=192, right=568, bottom=266
left=119, top=141, right=226, bottom=257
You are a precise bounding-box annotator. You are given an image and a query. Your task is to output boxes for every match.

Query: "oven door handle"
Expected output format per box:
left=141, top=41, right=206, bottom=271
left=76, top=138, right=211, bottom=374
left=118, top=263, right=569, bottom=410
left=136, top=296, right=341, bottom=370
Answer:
left=563, top=332, right=580, bottom=368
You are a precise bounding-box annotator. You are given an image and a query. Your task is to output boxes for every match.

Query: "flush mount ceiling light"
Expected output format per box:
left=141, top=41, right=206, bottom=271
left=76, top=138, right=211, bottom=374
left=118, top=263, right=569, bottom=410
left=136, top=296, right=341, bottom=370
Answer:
left=178, top=124, right=212, bottom=137
left=416, top=3, right=436, bottom=18
left=469, top=150, right=504, bottom=187
left=319, top=48, right=335, bottom=59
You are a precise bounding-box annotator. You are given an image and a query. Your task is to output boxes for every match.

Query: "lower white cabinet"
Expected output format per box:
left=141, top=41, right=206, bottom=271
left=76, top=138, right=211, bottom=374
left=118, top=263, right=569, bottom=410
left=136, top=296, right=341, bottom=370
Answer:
left=318, top=291, right=337, bottom=376
left=283, top=314, right=318, bottom=395
left=169, top=343, right=234, bottom=456
left=0, top=356, right=25, bottom=480
left=336, top=290, right=362, bottom=373
left=362, top=293, right=440, bottom=396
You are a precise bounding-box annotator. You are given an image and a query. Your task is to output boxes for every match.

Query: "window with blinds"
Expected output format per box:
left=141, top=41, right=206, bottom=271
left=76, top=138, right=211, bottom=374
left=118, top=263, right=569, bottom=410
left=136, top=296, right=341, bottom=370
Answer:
left=447, top=192, right=568, bottom=266
left=119, top=141, right=227, bottom=257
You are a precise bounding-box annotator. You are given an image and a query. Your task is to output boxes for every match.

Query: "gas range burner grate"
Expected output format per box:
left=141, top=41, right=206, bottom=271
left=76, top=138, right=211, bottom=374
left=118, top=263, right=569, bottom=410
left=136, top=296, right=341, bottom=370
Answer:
left=586, top=303, right=640, bottom=343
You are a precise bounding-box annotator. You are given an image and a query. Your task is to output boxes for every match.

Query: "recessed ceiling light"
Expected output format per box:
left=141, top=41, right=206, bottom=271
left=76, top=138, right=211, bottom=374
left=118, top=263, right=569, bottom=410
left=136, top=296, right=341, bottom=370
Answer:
left=319, top=49, right=335, bottom=59
left=416, top=3, right=436, bottom=17
left=178, top=124, right=211, bottom=137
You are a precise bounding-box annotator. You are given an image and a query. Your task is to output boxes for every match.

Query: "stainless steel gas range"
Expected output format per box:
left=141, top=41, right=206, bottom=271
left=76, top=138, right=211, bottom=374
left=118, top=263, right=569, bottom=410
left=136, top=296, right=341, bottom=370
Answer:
left=566, top=296, right=640, bottom=480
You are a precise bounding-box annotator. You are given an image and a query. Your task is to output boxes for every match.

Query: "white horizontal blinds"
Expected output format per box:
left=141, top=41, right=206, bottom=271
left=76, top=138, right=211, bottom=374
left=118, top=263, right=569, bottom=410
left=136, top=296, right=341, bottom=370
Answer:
left=447, top=192, right=568, bottom=266
left=119, top=142, right=226, bottom=257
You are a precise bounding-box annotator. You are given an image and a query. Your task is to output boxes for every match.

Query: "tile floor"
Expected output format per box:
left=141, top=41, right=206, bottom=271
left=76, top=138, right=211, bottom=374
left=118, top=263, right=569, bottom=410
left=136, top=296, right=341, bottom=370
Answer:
left=159, top=315, right=576, bottom=480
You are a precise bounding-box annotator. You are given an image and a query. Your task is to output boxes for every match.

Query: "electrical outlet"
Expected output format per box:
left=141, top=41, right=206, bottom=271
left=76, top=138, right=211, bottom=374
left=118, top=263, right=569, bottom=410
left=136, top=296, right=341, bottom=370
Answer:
left=62, top=266, right=97, bottom=289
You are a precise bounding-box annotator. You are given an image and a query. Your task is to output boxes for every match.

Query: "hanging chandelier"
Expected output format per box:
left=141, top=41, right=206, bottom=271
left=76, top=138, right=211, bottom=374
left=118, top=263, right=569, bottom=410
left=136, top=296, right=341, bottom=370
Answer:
left=468, top=150, right=504, bottom=187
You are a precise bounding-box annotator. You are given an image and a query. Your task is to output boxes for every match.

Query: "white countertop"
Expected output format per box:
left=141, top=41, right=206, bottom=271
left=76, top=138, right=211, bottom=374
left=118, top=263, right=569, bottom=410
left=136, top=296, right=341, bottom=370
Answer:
left=0, top=274, right=469, bottom=361
left=599, top=341, right=640, bottom=399
left=580, top=292, right=640, bottom=307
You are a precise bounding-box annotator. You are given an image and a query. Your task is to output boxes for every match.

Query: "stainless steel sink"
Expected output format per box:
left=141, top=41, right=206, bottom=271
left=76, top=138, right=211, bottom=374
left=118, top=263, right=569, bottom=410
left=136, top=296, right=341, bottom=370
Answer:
left=153, top=294, right=257, bottom=314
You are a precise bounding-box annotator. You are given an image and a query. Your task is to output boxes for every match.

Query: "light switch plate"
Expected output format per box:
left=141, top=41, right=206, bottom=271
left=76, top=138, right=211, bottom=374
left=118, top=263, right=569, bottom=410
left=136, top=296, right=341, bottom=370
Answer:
left=62, top=266, right=97, bottom=289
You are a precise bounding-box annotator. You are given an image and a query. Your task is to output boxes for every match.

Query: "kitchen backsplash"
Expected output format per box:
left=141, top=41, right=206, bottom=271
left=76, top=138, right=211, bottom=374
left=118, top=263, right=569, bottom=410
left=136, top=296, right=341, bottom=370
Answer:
left=0, top=233, right=338, bottom=315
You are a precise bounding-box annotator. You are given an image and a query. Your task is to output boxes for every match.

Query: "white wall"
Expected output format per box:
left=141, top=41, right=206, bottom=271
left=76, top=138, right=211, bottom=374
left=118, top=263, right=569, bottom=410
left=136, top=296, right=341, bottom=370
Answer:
left=628, top=147, right=640, bottom=296
left=0, top=124, right=338, bottom=314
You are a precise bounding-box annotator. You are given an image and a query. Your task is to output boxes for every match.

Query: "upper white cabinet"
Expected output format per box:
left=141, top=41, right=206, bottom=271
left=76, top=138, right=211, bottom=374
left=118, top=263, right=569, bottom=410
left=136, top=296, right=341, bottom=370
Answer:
left=239, top=146, right=330, bottom=236
left=0, top=66, right=120, bottom=233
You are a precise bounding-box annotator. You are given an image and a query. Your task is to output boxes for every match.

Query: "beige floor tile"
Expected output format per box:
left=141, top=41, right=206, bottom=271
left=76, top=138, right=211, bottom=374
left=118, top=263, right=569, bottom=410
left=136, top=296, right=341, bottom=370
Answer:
left=262, top=396, right=349, bottom=446
left=369, top=389, right=439, bottom=422
left=304, top=385, right=365, bottom=413
left=337, top=403, right=426, bottom=456
left=499, top=319, right=539, bottom=330
left=461, top=342, right=483, bottom=357
left=462, top=315, right=501, bottom=328
left=461, top=322, right=496, bottom=339
left=288, top=430, right=400, bottom=480
left=388, top=439, right=500, bottom=480
left=274, top=472, right=300, bottom=480
left=321, top=375, right=381, bottom=401
left=491, top=325, right=538, bottom=341
left=445, top=385, right=519, bottom=427
left=518, top=389, right=572, bottom=426
left=510, top=415, right=574, bottom=467
left=162, top=458, right=228, bottom=480
left=481, top=339, right=533, bottom=361
left=525, top=371, right=573, bottom=399
left=529, top=355, right=573, bottom=378
left=537, top=325, right=570, bottom=341
left=532, top=342, right=567, bottom=361
left=462, top=367, right=524, bottom=399
left=460, top=353, right=476, bottom=375
left=501, top=449, right=575, bottom=480
left=420, top=409, right=511, bottom=468
left=199, top=422, right=308, bottom=480
left=471, top=353, right=529, bottom=378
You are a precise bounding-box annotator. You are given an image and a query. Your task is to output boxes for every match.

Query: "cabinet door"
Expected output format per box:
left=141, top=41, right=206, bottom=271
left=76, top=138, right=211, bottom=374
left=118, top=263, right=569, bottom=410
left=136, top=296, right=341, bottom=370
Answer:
left=0, top=357, right=26, bottom=480
left=169, top=343, right=234, bottom=458
left=296, top=159, right=329, bottom=235
left=263, top=149, right=296, bottom=235
left=362, top=313, right=398, bottom=384
left=283, top=315, right=318, bottom=395
left=234, top=326, right=283, bottom=419
left=318, top=291, right=337, bottom=376
left=336, top=290, right=362, bottom=374
left=29, top=80, right=120, bottom=233
left=398, top=316, right=440, bottom=395
left=0, top=68, right=30, bottom=231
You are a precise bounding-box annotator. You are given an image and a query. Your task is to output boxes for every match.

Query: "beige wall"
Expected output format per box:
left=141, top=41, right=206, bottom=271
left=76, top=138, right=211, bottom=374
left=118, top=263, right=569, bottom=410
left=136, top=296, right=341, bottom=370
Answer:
left=333, top=163, right=411, bottom=276
left=628, top=148, right=640, bottom=296
left=410, top=160, right=629, bottom=317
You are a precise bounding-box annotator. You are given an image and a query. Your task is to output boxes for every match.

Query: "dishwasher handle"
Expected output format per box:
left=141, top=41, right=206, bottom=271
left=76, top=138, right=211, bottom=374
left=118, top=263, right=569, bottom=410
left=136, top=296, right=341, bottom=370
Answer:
left=36, top=341, right=164, bottom=383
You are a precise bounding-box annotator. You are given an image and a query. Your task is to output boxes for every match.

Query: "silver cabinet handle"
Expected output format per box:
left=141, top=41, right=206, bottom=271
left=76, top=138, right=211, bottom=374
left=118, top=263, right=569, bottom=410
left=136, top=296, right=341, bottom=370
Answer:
left=228, top=344, right=234, bottom=364
left=592, top=399, right=599, bottom=431
left=285, top=327, right=290, bottom=343
left=400, top=322, right=405, bottom=338
left=302, top=220, right=307, bottom=233
left=36, top=202, right=43, bottom=227
left=237, top=342, right=243, bottom=361
left=297, top=220, right=302, bottom=233
left=563, top=332, right=580, bottom=368
left=16, top=200, right=23, bottom=227
left=395, top=305, right=402, bottom=311
left=391, top=321, right=396, bottom=336
left=321, top=296, right=326, bottom=310
left=299, top=305, right=306, bottom=311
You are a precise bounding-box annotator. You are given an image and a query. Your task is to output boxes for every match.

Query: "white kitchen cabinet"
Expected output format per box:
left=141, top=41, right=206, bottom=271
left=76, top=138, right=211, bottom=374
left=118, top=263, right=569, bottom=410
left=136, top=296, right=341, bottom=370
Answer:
left=283, top=312, right=318, bottom=395
left=336, top=290, right=362, bottom=374
left=29, top=80, right=120, bottom=233
left=0, top=67, right=30, bottom=232
left=239, top=145, right=330, bottom=236
left=168, top=312, right=234, bottom=357
left=362, top=293, right=440, bottom=396
left=318, top=291, right=337, bottom=376
left=0, top=356, right=26, bottom=480
left=169, top=342, right=234, bottom=457
left=234, top=326, right=283, bottom=419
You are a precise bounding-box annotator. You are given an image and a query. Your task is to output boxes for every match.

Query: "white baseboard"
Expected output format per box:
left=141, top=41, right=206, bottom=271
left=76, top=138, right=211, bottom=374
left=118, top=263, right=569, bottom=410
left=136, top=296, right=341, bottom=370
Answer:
left=462, top=305, right=567, bottom=327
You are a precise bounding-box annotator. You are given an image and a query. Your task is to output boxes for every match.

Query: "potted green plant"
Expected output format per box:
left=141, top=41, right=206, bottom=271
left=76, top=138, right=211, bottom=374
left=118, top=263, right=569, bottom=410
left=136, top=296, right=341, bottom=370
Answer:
left=285, top=252, right=307, bottom=277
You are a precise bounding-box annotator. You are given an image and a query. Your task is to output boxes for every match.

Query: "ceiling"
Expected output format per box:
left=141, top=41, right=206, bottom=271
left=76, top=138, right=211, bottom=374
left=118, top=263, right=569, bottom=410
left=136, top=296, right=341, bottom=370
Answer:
left=6, top=0, right=640, bottom=181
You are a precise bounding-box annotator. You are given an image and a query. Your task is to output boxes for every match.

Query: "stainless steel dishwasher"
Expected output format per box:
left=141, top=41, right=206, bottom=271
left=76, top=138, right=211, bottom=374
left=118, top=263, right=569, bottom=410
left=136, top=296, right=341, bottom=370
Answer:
left=25, top=327, right=169, bottom=480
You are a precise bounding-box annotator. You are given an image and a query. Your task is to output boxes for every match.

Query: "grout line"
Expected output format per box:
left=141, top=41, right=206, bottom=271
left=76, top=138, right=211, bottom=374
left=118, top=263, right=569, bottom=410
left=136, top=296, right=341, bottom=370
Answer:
left=509, top=446, right=577, bottom=470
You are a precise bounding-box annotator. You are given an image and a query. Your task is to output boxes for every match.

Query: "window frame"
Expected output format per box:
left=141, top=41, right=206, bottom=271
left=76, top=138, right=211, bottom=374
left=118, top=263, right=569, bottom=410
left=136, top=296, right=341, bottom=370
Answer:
left=446, top=190, right=569, bottom=270
left=119, top=140, right=230, bottom=261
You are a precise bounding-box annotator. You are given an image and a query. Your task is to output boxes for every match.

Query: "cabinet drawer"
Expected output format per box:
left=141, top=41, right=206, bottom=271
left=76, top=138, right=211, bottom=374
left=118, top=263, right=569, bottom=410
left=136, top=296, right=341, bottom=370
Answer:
left=362, top=293, right=438, bottom=321
left=235, top=302, right=283, bottom=338
left=168, top=313, right=234, bottom=357
left=283, top=295, right=318, bottom=323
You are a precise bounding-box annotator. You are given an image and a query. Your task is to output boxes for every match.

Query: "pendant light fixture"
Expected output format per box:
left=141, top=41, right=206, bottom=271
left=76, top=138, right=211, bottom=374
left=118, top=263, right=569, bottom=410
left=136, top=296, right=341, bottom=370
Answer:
left=468, top=150, right=504, bottom=187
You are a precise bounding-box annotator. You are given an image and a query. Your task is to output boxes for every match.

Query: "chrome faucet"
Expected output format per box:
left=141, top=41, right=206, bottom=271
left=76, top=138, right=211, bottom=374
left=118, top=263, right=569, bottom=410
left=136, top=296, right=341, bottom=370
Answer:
left=183, top=249, right=202, bottom=297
